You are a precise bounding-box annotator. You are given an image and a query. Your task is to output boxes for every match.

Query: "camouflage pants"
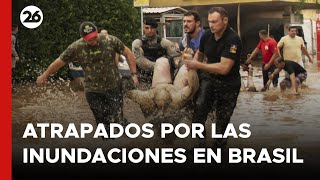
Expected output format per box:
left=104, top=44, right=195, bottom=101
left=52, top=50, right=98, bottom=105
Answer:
left=192, top=77, right=240, bottom=147
left=85, top=86, right=125, bottom=131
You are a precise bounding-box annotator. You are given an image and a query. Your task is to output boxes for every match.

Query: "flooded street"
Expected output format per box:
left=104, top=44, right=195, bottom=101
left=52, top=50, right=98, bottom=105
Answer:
left=233, top=62, right=320, bottom=152
left=12, top=61, right=320, bottom=164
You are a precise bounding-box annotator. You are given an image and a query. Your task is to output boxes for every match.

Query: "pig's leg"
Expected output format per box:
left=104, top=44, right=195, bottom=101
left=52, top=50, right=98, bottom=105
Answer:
left=152, top=57, right=172, bottom=88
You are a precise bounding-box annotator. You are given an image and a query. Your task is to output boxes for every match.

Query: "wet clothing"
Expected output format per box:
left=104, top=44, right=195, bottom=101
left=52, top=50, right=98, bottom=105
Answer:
left=60, top=34, right=124, bottom=93
left=85, top=85, right=124, bottom=131
left=281, top=72, right=307, bottom=88
left=193, top=26, right=242, bottom=147
left=283, top=60, right=307, bottom=76
left=60, top=34, right=126, bottom=130
left=281, top=60, right=307, bottom=88
left=193, top=77, right=240, bottom=128
left=179, top=28, right=205, bottom=53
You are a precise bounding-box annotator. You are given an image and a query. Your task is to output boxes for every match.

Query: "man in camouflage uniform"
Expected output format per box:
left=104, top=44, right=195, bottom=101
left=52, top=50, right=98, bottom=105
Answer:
left=37, top=22, right=139, bottom=135
left=132, top=17, right=180, bottom=87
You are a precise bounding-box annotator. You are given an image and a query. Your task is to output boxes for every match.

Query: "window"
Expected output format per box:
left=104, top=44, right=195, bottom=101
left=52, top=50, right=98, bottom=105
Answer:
left=165, top=17, right=183, bottom=38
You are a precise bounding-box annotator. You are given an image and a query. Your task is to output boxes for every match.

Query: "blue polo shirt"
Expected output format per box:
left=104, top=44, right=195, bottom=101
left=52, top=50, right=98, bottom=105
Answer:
left=179, top=28, right=205, bottom=53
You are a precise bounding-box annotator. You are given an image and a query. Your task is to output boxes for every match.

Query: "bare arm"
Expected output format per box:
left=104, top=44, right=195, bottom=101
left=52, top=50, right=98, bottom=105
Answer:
left=246, top=48, right=259, bottom=63
left=301, top=46, right=313, bottom=63
left=185, top=56, right=235, bottom=76
left=123, top=46, right=137, bottom=73
left=193, top=50, right=205, bottom=62
left=265, top=67, right=282, bottom=89
left=266, top=50, right=280, bottom=67
left=277, top=37, right=284, bottom=49
left=123, top=46, right=139, bottom=85
left=270, top=67, right=282, bottom=79
left=36, top=58, right=66, bottom=86
left=198, top=57, right=234, bottom=75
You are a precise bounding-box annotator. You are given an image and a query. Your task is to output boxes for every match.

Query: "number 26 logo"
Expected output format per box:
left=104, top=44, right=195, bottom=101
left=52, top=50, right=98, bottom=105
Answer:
left=20, top=5, right=43, bottom=29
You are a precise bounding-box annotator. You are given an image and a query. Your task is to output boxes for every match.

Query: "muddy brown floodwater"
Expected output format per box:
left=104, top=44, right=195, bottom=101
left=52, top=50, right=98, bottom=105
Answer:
left=12, top=62, right=320, bottom=167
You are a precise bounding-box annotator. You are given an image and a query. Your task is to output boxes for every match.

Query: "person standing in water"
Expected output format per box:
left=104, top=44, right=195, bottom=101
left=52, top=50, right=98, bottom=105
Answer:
left=37, top=21, right=139, bottom=136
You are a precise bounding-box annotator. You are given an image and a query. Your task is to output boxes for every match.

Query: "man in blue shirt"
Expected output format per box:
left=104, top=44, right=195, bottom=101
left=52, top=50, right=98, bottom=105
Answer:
left=179, top=10, right=205, bottom=54
left=152, top=11, right=205, bottom=87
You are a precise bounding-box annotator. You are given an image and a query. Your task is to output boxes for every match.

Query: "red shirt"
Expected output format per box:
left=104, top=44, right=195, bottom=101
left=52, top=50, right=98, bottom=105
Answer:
left=257, top=37, right=279, bottom=64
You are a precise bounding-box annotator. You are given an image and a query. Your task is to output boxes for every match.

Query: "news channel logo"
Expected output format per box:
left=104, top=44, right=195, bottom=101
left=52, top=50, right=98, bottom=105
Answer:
left=20, top=5, right=43, bottom=29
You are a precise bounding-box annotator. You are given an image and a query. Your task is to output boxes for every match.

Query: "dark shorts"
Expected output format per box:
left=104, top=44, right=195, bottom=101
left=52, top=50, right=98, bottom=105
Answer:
left=281, top=72, right=307, bottom=88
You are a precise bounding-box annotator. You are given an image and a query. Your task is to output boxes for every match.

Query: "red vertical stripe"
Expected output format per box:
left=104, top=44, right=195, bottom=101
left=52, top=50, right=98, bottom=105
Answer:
left=1, top=0, right=12, bottom=180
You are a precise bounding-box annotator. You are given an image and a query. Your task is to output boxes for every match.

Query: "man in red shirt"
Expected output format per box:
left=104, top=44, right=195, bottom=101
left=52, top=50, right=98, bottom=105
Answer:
left=246, top=29, right=280, bottom=91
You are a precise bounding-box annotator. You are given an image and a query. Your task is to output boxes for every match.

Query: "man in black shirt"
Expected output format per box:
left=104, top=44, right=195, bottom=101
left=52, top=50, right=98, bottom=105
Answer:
left=269, top=57, right=307, bottom=94
left=184, top=7, right=242, bottom=148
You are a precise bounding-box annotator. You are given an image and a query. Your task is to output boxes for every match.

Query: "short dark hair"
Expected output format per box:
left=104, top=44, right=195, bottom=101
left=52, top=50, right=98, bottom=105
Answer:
left=276, top=57, right=285, bottom=64
left=259, top=29, right=268, bottom=36
left=208, top=7, right=228, bottom=19
left=184, top=10, right=201, bottom=23
left=288, top=26, right=297, bottom=31
left=143, top=16, right=158, bottom=28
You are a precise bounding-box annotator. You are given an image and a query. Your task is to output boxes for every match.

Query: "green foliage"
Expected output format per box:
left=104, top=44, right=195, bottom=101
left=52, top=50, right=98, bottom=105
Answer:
left=294, top=0, right=306, bottom=14
left=14, top=0, right=141, bottom=82
left=316, top=0, right=320, bottom=11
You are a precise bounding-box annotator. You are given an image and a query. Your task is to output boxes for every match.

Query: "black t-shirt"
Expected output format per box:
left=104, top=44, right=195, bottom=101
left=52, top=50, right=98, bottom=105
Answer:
left=283, top=60, right=306, bottom=76
left=199, top=26, right=242, bottom=89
